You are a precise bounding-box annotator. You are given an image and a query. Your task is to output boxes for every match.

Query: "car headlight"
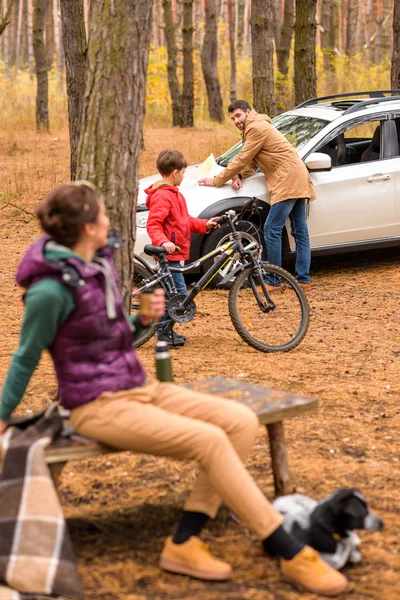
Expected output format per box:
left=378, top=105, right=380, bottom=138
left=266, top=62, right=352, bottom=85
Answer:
left=136, top=210, right=149, bottom=228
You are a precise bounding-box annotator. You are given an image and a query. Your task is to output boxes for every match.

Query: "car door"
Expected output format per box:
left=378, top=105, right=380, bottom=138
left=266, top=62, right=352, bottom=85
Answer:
left=306, top=117, right=399, bottom=249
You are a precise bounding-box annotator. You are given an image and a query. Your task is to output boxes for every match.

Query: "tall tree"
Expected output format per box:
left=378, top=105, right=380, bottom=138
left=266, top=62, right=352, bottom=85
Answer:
left=0, top=0, right=17, bottom=37
left=181, top=0, right=195, bottom=127
left=77, top=0, right=153, bottom=305
left=33, top=0, right=49, bottom=129
left=294, top=0, right=317, bottom=106
left=320, top=0, right=333, bottom=71
left=60, top=0, right=87, bottom=180
left=227, top=0, right=237, bottom=103
left=201, top=0, right=223, bottom=121
left=391, top=0, right=400, bottom=88
left=277, top=0, right=294, bottom=75
left=251, top=0, right=276, bottom=116
left=27, top=0, right=34, bottom=78
left=345, top=0, right=355, bottom=56
left=163, top=0, right=182, bottom=126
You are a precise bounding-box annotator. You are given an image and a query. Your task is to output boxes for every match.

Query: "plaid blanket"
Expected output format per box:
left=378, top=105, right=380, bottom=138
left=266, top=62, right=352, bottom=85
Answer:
left=0, top=404, right=83, bottom=599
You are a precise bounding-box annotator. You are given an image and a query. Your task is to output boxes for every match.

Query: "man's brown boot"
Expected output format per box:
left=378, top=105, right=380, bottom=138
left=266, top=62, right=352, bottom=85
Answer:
left=298, top=282, right=311, bottom=290
left=160, top=536, right=232, bottom=580
left=280, top=546, right=349, bottom=596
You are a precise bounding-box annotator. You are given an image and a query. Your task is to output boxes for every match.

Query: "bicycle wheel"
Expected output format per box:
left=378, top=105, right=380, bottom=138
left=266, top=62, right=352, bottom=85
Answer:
left=131, top=262, right=158, bottom=347
left=228, top=262, right=309, bottom=352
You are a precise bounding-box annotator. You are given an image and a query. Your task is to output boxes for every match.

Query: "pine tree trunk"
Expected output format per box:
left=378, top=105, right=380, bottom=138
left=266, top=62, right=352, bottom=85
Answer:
left=181, top=0, right=194, bottom=127
left=251, top=0, right=276, bottom=117
left=163, top=0, right=182, bottom=126
left=33, top=0, right=49, bottom=129
left=294, top=0, right=316, bottom=105
left=16, top=0, right=23, bottom=70
left=277, top=0, right=294, bottom=74
left=320, top=0, right=332, bottom=71
left=60, top=0, right=86, bottom=180
left=77, top=0, right=153, bottom=306
left=27, top=0, right=34, bottom=78
left=227, top=0, right=236, bottom=103
left=375, top=0, right=383, bottom=64
left=271, top=0, right=281, bottom=49
left=391, top=0, right=400, bottom=88
left=345, top=0, right=354, bottom=55
left=201, top=0, right=223, bottom=121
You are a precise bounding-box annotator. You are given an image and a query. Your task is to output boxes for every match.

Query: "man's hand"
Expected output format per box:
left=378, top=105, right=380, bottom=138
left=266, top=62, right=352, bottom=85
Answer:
left=232, top=175, right=242, bottom=190
left=162, top=241, right=176, bottom=254
left=0, top=420, right=8, bottom=434
left=138, top=288, right=165, bottom=326
left=206, top=216, right=221, bottom=231
left=198, top=177, right=215, bottom=187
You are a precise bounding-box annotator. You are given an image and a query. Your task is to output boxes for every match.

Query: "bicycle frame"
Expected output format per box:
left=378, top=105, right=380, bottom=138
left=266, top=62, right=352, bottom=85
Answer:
left=133, top=236, right=260, bottom=305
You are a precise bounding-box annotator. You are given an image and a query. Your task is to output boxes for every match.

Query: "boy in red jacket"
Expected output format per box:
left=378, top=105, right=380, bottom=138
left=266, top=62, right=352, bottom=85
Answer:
left=146, top=149, right=219, bottom=346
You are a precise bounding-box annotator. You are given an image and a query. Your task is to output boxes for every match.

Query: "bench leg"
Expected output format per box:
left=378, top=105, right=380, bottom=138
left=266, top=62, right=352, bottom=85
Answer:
left=48, top=461, right=67, bottom=488
left=266, top=422, right=292, bottom=497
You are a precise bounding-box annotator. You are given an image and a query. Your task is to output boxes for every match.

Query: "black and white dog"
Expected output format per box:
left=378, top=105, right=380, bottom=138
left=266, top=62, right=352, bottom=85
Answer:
left=273, top=488, right=384, bottom=570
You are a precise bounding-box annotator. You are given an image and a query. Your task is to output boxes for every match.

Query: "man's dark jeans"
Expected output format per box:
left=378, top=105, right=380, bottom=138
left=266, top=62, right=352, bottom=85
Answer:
left=263, top=198, right=311, bottom=285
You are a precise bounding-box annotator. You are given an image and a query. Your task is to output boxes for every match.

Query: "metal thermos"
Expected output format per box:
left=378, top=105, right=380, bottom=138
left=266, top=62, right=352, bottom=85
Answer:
left=155, top=340, right=174, bottom=382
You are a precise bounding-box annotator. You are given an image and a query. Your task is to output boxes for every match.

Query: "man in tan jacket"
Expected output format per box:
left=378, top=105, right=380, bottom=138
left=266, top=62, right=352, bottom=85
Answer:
left=199, top=100, right=316, bottom=290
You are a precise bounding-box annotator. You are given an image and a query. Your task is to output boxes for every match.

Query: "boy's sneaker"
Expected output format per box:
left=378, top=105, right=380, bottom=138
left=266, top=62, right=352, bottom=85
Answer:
left=280, top=546, right=349, bottom=596
left=157, top=330, right=186, bottom=347
left=160, top=536, right=232, bottom=580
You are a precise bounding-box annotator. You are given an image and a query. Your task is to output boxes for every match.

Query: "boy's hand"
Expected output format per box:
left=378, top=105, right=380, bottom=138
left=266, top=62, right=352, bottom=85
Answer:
left=0, top=420, right=8, bottom=434
left=138, top=288, right=165, bottom=326
left=206, top=217, right=221, bottom=231
left=162, top=241, right=176, bottom=253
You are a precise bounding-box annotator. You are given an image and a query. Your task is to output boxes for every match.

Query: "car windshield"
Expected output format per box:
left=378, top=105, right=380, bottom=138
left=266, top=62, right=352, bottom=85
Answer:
left=216, top=114, right=329, bottom=166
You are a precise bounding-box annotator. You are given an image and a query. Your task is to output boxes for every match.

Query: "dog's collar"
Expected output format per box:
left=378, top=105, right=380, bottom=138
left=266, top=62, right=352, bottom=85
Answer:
left=333, top=533, right=341, bottom=541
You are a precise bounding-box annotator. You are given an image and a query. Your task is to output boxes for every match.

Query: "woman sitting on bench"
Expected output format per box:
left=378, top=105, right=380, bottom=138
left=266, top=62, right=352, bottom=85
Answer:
left=0, top=182, right=348, bottom=597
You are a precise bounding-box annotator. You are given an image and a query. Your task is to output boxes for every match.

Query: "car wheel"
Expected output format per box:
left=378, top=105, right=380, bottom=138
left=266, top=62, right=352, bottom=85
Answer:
left=202, top=220, right=263, bottom=289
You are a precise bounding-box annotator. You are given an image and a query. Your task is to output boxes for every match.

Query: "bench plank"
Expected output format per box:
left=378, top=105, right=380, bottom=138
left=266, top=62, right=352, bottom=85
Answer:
left=183, top=376, right=318, bottom=424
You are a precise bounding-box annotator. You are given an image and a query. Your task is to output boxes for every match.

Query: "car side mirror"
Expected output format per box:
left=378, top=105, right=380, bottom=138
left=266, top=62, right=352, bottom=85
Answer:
left=304, top=152, right=332, bottom=172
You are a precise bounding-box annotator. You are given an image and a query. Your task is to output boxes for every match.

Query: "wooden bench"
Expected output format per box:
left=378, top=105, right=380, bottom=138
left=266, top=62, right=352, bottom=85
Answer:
left=45, top=376, right=318, bottom=496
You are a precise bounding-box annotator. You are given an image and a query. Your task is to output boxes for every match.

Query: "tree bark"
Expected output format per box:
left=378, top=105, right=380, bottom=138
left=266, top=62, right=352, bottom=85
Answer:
left=60, top=0, right=87, bottom=180
left=227, top=0, right=236, bottom=103
left=277, top=0, right=294, bottom=75
left=270, top=0, right=281, bottom=49
left=391, top=0, right=400, bottom=88
left=33, top=0, right=49, bottom=129
left=77, top=0, right=153, bottom=306
left=201, top=0, right=223, bottom=121
left=27, top=0, right=34, bottom=78
left=16, top=0, right=23, bottom=70
left=181, top=0, right=195, bottom=127
left=320, top=0, right=333, bottom=71
left=0, top=0, right=17, bottom=38
left=294, top=0, right=317, bottom=106
left=345, top=0, right=355, bottom=56
left=163, top=0, right=182, bottom=126
left=251, top=0, right=276, bottom=117
left=375, top=0, right=383, bottom=64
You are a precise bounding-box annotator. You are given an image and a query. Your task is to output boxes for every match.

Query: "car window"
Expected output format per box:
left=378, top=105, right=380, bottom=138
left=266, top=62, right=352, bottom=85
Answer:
left=272, top=114, right=329, bottom=150
left=316, top=119, right=382, bottom=167
left=216, top=114, right=329, bottom=166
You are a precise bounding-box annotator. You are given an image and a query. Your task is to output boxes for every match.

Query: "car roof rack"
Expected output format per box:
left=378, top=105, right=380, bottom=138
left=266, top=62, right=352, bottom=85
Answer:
left=295, top=90, right=400, bottom=111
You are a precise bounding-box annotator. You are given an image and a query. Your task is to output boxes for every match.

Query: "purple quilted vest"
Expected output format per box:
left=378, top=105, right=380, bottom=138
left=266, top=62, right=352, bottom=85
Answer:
left=16, top=237, right=146, bottom=409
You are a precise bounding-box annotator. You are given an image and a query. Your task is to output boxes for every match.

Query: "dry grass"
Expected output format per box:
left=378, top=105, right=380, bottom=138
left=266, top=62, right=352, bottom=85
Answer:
left=1, top=130, right=399, bottom=600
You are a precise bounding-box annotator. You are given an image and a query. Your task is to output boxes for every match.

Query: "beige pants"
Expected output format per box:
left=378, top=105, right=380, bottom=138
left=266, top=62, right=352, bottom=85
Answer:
left=70, top=381, right=283, bottom=539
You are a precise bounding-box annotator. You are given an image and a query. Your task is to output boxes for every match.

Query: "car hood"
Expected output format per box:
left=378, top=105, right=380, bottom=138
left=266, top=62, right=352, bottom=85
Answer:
left=138, top=165, right=269, bottom=217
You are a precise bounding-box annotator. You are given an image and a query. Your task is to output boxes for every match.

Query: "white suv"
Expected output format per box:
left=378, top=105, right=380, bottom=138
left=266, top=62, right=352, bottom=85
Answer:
left=135, top=91, right=400, bottom=275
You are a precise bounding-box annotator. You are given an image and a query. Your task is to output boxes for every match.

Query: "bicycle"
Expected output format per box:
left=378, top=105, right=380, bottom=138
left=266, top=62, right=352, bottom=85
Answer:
left=132, top=198, right=310, bottom=352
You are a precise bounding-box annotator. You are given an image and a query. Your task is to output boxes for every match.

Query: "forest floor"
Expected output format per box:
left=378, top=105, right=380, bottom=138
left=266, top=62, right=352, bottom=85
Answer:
left=0, top=129, right=399, bottom=600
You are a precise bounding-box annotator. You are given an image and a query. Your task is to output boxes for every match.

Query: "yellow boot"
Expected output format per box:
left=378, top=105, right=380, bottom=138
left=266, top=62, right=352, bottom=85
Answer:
left=280, top=546, right=349, bottom=596
left=160, top=536, right=232, bottom=581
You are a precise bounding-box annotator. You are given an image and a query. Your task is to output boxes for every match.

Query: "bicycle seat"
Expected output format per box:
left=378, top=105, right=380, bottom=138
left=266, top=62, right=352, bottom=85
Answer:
left=144, top=244, right=168, bottom=256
